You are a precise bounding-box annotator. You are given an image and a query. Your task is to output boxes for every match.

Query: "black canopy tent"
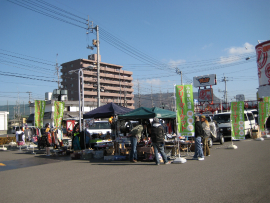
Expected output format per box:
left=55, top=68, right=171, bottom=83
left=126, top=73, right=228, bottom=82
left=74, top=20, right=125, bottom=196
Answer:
left=83, top=102, right=132, bottom=119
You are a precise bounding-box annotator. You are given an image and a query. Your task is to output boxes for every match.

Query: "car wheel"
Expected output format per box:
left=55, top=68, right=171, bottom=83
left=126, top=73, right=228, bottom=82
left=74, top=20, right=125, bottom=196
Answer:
left=208, top=138, right=213, bottom=148
left=219, top=135, right=224, bottom=145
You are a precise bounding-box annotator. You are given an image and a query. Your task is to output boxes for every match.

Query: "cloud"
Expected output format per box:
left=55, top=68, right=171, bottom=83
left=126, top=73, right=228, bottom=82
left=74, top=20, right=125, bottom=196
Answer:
left=145, top=78, right=162, bottom=86
left=169, top=59, right=186, bottom=68
left=227, top=42, right=255, bottom=54
left=218, top=42, right=255, bottom=64
left=202, top=43, right=213, bottom=50
left=218, top=55, right=242, bottom=64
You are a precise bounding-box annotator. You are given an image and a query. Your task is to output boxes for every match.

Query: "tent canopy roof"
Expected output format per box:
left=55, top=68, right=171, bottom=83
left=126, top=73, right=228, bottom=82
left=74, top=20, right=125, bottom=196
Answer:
left=151, top=107, right=176, bottom=119
left=83, top=103, right=132, bottom=119
left=118, top=107, right=156, bottom=119
left=118, top=107, right=176, bottom=120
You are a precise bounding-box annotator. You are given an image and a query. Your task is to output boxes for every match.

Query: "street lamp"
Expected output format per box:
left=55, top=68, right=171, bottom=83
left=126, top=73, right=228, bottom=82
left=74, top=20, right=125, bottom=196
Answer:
left=69, top=65, right=94, bottom=132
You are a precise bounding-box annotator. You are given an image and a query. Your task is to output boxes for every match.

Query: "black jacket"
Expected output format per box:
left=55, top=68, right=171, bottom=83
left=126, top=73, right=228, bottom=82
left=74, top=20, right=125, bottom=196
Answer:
left=151, top=123, right=164, bottom=143
left=195, top=121, right=204, bottom=138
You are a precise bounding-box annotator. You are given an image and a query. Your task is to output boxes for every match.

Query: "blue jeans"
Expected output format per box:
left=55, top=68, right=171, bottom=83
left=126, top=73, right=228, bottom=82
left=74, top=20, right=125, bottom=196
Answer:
left=193, top=137, right=204, bottom=158
left=130, top=136, right=137, bottom=161
left=152, top=142, right=168, bottom=164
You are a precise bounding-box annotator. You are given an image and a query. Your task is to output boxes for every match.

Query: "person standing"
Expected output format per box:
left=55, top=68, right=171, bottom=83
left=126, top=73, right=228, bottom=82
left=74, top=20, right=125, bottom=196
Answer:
left=150, top=117, right=171, bottom=165
left=44, top=123, right=51, bottom=156
left=201, top=115, right=211, bottom=157
left=16, top=127, right=25, bottom=146
left=193, top=116, right=204, bottom=161
left=128, top=123, right=144, bottom=163
left=72, top=125, right=81, bottom=151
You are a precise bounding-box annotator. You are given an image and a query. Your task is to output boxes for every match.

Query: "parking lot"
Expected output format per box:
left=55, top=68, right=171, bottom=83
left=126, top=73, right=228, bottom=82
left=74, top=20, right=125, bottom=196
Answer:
left=1, top=137, right=270, bottom=203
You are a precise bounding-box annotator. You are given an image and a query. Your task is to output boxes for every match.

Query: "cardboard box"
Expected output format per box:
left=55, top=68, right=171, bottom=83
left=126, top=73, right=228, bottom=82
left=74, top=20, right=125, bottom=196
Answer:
left=105, top=148, right=115, bottom=155
left=252, top=130, right=260, bottom=139
left=120, top=149, right=129, bottom=155
left=104, top=155, right=115, bottom=161
left=138, top=146, right=154, bottom=154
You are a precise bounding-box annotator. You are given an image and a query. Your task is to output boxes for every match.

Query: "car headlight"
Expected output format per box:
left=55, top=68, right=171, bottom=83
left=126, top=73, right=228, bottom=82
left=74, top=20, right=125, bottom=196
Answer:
left=219, top=128, right=223, bottom=132
left=227, top=127, right=231, bottom=131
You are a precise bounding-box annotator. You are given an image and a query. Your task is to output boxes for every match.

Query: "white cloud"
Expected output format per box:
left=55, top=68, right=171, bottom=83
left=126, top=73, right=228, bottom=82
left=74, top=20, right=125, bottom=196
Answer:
left=202, top=43, right=213, bottom=50
left=218, top=55, right=242, bottom=64
left=218, top=42, right=255, bottom=64
left=145, top=78, right=162, bottom=86
left=227, top=42, right=255, bottom=54
left=169, top=59, right=186, bottom=68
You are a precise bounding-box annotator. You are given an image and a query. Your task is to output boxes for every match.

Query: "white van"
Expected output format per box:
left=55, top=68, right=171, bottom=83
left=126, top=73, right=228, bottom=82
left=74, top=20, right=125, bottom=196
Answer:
left=86, top=121, right=111, bottom=139
left=213, top=110, right=255, bottom=139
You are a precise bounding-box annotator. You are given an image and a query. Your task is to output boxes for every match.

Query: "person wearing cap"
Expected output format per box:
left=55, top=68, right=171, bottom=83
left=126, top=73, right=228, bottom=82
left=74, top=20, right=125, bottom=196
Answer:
left=201, top=115, right=210, bottom=157
left=128, top=122, right=144, bottom=163
left=150, top=117, right=171, bottom=165
left=193, top=116, right=204, bottom=161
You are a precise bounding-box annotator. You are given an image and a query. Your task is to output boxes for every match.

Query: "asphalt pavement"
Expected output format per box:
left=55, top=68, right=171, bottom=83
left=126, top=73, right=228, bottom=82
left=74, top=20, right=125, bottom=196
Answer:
left=0, top=139, right=270, bottom=203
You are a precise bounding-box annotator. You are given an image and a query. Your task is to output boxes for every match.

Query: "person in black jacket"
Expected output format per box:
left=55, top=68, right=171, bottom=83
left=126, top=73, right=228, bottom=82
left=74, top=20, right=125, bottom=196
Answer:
left=193, top=116, right=204, bottom=161
left=150, top=117, right=171, bottom=165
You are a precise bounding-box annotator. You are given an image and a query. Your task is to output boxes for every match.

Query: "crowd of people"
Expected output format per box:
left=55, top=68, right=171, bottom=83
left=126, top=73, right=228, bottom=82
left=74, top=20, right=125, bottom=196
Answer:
left=14, top=115, right=211, bottom=163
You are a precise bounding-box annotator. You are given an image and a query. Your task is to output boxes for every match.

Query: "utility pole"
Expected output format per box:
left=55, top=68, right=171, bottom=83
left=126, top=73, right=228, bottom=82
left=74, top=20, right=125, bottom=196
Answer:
left=151, top=83, right=154, bottom=107
left=220, top=75, right=232, bottom=111
left=137, top=80, right=141, bottom=108
left=26, top=91, right=32, bottom=115
left=55, top=54, right=61, bottom=89
left=176, top=68, right=183, bottom=85
left=86, top=18, right=100, bottom=107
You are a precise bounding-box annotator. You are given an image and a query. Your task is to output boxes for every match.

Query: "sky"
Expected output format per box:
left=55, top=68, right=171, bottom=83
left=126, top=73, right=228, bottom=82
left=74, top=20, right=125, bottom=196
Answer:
left=0, top=0, right=269, bottom=107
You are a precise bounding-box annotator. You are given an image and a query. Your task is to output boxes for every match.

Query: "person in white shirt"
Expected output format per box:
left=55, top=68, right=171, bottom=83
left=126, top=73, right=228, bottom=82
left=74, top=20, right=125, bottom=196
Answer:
left=16, top=127, right=25, bottom=145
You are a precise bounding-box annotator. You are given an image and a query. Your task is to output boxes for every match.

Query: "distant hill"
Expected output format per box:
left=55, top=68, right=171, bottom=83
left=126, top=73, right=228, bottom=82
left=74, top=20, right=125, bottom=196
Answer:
left=0, top=92, right=222, bottom=119
left=133, top=92, right=222, bottom=109
left=0, top=104, right=31, bottom=120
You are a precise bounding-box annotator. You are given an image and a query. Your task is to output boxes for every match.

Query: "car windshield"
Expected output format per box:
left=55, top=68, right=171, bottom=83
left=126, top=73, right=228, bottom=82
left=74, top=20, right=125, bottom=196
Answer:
left=213, top=114, right=230, bottom=123
left=247, top=113, right=254, bottom=121
left=88, top=122, right=111, bottom=129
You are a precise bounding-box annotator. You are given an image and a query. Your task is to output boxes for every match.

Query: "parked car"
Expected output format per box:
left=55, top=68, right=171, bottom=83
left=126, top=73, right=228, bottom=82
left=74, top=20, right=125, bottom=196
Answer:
left=86, top=121, right=111, bottom=139
left=213, top=110, right=256, bottom=140
left=250, top=109, right=258, bottom=124
left=197, top=114, right=224, bottom=148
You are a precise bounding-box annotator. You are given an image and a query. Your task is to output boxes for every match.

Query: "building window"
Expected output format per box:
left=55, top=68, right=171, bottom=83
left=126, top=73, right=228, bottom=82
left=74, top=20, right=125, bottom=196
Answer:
left=71, top=64, right=73, bottom=68
left=71, top=84, right=73, bottom=87
left=71, top=91, right=74, bottom=94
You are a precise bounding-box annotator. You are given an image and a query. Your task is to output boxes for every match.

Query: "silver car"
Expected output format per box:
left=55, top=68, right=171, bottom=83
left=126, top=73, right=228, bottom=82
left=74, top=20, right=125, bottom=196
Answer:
left=198, top=114, right=225, bottom=148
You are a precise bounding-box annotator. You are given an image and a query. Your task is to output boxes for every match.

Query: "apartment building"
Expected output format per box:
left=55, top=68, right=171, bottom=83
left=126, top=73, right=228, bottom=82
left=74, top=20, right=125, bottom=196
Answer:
left=61, top=54, right=135, bottom=109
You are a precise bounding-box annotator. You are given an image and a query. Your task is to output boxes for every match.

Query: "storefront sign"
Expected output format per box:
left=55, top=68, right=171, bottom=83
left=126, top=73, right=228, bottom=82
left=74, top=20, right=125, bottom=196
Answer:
left=198, top=88, right=213, bottom=102
left=231, top=101, right=245, bottom=140
left=175, top=84, right=195, bottom=138
left=34, top=100, right=46, bottom=128
left=54, top=101, right=65, bottom=128
left=193, top=74, right=216, bottom=87
left=255, top=40, right=270, bottom=86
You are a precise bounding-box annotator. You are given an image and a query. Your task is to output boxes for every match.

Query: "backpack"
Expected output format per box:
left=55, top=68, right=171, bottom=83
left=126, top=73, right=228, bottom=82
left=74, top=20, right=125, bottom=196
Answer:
left=203, top=125, right=211, bottom=138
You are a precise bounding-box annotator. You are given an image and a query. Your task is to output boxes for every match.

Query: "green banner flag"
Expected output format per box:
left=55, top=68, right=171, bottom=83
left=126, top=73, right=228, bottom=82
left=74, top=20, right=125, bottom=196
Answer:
left=258, top=102, right=269, bottom=134
left=54, top=101, right=65, bottom=128
left=263, top=97, right=270, bottom=117
left=35, top=100, right=46, bottom=128
left=175, top=84, right=195, bottom=138
left=230, top=101, right=245, bottom=140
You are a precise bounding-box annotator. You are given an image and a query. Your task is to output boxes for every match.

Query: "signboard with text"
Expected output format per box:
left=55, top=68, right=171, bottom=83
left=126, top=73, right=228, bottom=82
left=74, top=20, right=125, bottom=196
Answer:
left=198, top=88, right=213, bottom=102
left=175, top=84, right=195, bottom=138
left=231, top=101, right=245, bottom=140
left=35, top=100, right=46, bottom=128
left=258, top=102, right=269, bottom=134
left=193, top=74, right=217, bottom=87
left=54, top=101, right=65, bottom=128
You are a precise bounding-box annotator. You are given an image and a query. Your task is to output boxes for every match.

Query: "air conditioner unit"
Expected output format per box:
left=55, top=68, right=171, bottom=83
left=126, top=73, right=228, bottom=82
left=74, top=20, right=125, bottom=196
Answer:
left=45, top=92, right=52, bottom=100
